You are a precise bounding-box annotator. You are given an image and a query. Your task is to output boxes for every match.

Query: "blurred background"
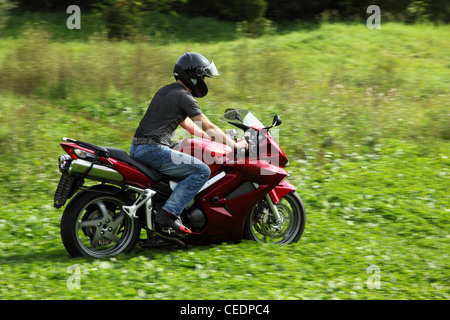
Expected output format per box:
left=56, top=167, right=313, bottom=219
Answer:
left=0, top=0, right=448, bottom=300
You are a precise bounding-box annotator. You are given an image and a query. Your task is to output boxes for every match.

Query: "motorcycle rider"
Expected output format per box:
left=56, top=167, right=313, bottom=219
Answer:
left=130, top=52, right=247, bottom=234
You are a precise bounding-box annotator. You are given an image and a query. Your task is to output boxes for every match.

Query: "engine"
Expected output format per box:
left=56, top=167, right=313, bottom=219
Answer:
left=182, top=205, right=207, bottom=232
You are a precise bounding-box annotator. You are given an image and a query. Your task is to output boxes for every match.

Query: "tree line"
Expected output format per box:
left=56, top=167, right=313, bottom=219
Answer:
left=4, top=0, right=449, bottom=39
left=11, top=0, right=450, bottom=22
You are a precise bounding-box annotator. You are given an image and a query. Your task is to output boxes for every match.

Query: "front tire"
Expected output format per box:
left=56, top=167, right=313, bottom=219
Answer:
left=60, top=187, right=140, bottom=258
left=244, top=191, right=305, bottom=244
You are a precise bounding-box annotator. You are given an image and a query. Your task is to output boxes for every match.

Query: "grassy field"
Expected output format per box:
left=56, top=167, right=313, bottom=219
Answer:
left=0, top=17, right=449, bottom=300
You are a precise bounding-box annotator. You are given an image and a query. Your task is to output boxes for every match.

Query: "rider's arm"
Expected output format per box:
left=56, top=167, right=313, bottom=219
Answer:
left=180, top=117, right=210, bottom=140
left=190, top=113, right=247, bottom=150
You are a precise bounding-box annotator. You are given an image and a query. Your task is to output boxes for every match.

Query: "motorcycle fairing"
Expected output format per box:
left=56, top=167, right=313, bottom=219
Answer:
left=191, top=175, right=273, bottom=244
left=268, top=181, right=297, bottom=205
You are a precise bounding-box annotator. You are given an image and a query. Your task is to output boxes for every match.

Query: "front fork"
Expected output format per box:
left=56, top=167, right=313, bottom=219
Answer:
left=266, top=180, right=297, bottom=226
left=265, top=194, right=283, bottom=227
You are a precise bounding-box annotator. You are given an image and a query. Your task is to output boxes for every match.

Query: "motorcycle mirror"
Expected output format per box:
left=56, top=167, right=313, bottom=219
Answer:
left=272, top=115, right=282, bottom=127
left=265, top=115, right=282, bottom=130
left=224, top=108, right=243, bottom=122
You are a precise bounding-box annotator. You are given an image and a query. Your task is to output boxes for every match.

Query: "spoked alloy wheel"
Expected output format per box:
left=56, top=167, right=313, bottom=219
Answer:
left=244, top=191, right=305, bottom=244
left=60, top=188, right=140, bottom=258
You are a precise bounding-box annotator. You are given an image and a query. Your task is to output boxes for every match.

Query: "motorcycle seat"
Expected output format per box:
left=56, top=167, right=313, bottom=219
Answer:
left=104, top=147, right=168, bottom=183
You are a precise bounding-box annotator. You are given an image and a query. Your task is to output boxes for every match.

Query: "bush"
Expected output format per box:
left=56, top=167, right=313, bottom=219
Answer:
left=95, top=0, right=188, bottom=40
left=237, top=17, right=273, bottom=38
left=266, top=0, right=333, bottom=20
left=95, top=0, right=141, bottom=40
left=182, top=0, right=269, bottom=37
left=265, top=0, right=449, bottom=23
left=0, top=0, right=15, bottom=34
left=215, top=0, right=267, bottom=22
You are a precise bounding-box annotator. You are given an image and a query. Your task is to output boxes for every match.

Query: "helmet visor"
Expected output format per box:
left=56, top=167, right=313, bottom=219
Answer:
left=199, top=61, right=219, bottom=77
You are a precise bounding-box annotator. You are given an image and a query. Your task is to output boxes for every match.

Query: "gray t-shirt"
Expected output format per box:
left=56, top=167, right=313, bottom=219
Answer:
left=134, top=82, right=202, bottom=146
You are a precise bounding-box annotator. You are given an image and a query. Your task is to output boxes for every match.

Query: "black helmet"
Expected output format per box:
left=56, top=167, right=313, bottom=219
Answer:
left=173, top=52, right=219, bottom=98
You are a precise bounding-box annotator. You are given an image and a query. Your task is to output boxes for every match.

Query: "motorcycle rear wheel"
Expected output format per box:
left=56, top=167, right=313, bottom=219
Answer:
left=244, top=191, right=305, bottom=244
left=60, top=187, right=140, bottom=258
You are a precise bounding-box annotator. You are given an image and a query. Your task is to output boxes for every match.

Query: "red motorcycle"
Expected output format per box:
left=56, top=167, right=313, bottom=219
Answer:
left=54, top=109, right=305, bottom=258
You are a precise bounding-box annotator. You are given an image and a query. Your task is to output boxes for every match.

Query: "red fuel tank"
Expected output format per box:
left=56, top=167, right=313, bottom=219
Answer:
left=174, top=138, right=234, bottom=175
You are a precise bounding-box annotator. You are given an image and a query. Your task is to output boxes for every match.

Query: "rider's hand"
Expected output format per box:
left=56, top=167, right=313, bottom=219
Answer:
left=235, top=138, right=248, bottom=151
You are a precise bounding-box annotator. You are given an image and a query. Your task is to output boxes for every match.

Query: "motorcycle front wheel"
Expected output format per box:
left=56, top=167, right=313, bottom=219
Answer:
left=60, top=187, right=140, bottom=258
left=244, top=191, right=306, bottom=244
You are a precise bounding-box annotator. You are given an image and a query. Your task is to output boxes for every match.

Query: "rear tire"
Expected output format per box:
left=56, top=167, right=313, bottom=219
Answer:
left=60, top=187, right=140, bottom=258
left=244, top=191, right=305, bottom=244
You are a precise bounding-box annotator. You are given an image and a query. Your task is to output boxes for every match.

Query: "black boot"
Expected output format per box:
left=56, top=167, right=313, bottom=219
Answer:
left=155, top=209, right=192, bottom=234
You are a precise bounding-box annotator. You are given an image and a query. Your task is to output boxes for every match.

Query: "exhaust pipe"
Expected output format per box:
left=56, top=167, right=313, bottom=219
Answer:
left=65, top=158, right=124, bottom=184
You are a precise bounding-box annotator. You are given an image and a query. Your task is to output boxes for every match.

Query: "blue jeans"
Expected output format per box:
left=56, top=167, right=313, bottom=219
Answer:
left=129, top=143, right=211, bottom=217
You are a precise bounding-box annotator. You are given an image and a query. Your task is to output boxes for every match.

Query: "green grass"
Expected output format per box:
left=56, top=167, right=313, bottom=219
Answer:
left=0, top=18, right=449, bottom=300
left=0, top=141, right=448, bottom=299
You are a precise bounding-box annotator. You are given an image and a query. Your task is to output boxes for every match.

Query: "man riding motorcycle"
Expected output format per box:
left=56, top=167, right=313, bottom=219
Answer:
left=130, top=52, right=247, bottom=234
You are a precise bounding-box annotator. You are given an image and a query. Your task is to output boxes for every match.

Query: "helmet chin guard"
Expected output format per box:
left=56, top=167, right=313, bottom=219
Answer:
left=173, top=52, right=219, bottom=98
